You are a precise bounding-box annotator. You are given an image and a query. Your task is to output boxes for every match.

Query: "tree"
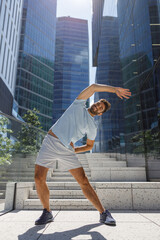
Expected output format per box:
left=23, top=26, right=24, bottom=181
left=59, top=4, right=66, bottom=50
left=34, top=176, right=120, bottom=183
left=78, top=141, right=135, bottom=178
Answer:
left=0, top=116, right=14, bottom=165
left=132, top=115, right=160, bottom=154
left=15, top=108, right=44, bottom=156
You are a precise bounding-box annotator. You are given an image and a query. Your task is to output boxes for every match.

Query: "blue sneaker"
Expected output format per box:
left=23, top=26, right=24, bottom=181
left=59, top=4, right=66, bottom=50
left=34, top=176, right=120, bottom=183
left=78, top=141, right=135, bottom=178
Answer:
left=35, top=208, right=54, bottom=225
left=100, top=210, right=116, bottom=226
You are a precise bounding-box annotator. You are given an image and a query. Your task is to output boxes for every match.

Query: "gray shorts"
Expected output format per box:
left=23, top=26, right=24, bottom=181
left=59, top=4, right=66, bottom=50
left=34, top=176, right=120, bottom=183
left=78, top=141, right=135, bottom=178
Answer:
left=36, top=134, right=82, bottom=171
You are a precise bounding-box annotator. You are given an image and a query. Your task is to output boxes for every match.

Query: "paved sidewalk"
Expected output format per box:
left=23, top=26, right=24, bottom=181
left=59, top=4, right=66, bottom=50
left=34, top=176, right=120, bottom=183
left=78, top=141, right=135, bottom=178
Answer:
left=0, top=210, right=160, bottom=240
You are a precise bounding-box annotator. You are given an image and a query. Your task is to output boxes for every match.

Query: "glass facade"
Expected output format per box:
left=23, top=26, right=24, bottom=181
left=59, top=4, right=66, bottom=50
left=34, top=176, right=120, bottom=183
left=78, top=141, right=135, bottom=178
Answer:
left=53, top=17, right=89, bottom=128
left=15, top=0, right=57, bottom=131
left=0, top=0, right=23, bottom=115
left=92, top=0, right=160, bottom=156
left=92, top=0, right=104, bottom=66
left=92, top=15, right=123, bottom=152
left=117, top=0, right=160, bottom=152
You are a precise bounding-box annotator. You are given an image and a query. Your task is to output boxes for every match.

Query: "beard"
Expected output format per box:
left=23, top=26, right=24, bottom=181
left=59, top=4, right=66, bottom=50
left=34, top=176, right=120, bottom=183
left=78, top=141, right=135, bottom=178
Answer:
left=89, top=104, right=99, bottom=115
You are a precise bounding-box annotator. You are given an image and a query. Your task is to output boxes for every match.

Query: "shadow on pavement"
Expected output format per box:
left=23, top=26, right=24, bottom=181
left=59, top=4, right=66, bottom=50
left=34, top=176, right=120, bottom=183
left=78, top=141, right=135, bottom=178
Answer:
left=18, top=222, right=108, bottom=240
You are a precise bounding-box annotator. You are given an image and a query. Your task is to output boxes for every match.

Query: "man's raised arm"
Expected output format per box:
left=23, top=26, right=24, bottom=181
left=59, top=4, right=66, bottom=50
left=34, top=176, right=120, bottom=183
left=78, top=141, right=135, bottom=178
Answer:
left=77, top=83, right=131, bottom=100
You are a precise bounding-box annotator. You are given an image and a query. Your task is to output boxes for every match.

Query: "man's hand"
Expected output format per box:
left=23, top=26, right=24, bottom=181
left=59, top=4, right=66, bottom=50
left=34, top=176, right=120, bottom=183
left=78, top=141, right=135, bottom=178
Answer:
left=115, top=87, right=131, bottom=99
left=77, top=84, right=131, bottom=100
left=73, top=139, right=95, bottom=154
left=70, top=142, right=75, bottom=150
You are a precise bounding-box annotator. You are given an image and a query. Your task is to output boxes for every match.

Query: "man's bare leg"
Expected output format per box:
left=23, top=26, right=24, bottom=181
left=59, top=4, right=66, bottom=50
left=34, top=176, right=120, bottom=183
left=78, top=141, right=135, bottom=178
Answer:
left=34, top=164, right=50, bottom=211
left=69, top=167, right=105, bottom=213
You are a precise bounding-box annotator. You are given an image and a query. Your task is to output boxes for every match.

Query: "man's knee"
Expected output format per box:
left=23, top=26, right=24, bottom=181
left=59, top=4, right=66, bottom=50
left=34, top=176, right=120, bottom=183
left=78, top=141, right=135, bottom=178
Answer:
left=34, top=165, right=48, bottom=184
left=78, top=175, right=89, bottom=188
left=34, top=172, right=44, bottom=184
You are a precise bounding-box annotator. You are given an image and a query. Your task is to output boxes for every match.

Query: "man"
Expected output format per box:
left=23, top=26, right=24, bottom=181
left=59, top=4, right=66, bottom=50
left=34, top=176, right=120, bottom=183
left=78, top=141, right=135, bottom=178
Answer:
left=34, top=83, right=131, bottom=226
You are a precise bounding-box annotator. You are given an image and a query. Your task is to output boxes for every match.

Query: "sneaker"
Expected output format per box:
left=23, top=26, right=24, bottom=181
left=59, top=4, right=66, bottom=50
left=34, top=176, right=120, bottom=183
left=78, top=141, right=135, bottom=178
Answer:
left=100, top=210, right=116, bottom=226
left=35, top=208, right=54, bottom=225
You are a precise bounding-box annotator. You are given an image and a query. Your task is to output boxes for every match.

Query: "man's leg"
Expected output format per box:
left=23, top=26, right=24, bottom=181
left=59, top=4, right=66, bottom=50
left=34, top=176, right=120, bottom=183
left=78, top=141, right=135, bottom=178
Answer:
left=34, top=164, right=50, bottom=211
left=69, top=167, right=105, bottom=213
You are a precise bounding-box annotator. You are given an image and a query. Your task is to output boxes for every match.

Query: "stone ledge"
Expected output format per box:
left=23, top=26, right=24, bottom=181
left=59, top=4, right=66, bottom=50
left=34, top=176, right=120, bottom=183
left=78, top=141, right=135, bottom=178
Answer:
left=91, top=167, right=146, bottom=181
left=4, top=182, right=16, bottom=210
left=5, top=182, right=160, bottom=210
left=95, top=182, right=160, bottom=210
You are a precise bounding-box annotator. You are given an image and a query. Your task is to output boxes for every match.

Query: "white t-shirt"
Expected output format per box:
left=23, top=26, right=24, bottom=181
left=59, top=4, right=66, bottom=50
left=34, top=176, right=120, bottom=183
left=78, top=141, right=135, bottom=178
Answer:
left=50, top=99, right=97, bottom=150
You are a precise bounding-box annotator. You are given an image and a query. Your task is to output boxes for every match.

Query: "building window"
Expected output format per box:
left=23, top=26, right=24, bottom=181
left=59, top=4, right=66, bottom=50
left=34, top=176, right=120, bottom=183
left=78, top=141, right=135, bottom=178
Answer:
left=0, top=34, right=3, bottom=55
left=1, top=42, right=6, bottom=74
left=5, top=48, right=9, bottom=79
left=14, top=34, right=17, bottom=56
left=6, top=14, right=10, bottom=38
left=0, top=0, right=3, bottom=16
left=11, top=60, right=15, bottom=89
left=15, top=3, right=18, bottom=25
left=17, top=11, right=20, bottom=31
left=8, top=54, right=12, bottom=85
left=9, top=0, right=12, bottom=10
left=9, top=21, right=12, bottom=45
left=12, top=28, right=15, bottom=52
left=12, top=1, right=15, bottom=18
left=2, top=5, right=7, bottom=31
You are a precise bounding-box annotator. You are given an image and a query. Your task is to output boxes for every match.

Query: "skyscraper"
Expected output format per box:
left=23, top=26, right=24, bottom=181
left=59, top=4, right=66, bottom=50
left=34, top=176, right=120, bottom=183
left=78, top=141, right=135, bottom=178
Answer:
left=117, top=0, right=160, bottom=152
left=0, top=0, right=23, bottom=115
left=53, top=17, right=89, bottom=128
left=14, top=0, right=57, bottom=131
left=92, top=0, right=123, bottom=152
left=92, top=0, right=104, bottom=67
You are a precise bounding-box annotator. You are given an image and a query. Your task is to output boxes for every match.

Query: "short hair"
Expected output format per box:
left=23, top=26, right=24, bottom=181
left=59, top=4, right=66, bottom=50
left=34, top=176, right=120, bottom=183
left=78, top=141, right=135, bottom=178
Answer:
left=99, top=99, right=111, bottom=113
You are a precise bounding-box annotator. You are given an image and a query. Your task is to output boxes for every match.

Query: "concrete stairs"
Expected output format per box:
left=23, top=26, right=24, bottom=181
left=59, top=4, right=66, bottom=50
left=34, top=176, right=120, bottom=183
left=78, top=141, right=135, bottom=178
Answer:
left=21, top=153, right=147, bottom=210
left=0, top=182, right=6, bottom=199
left=0, top=155, right=37, bottom=200
left=24, top=182, right=95, bottom=210
left=47, top=154, right=91, bottom=182
left=2, top=152, right=149, bottom=210
left=23, top=155, right=94, bottom=209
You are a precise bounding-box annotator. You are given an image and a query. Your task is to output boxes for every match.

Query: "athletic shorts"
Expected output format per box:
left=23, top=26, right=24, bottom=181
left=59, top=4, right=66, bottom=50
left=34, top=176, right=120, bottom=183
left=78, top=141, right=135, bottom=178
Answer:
left=35, top=134, right=82, bottom=171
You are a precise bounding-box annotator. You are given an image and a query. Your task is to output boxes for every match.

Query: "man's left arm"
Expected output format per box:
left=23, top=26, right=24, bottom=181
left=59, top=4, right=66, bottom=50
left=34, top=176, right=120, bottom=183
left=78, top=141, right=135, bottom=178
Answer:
left=70, top=139, right=94, bottom=153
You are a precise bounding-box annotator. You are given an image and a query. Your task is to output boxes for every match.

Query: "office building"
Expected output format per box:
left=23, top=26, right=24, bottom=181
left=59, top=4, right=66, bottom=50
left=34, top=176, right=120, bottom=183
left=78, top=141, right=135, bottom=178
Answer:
left=92, top=0, right=123, bottom=152
left=0, top=0, right=23, bottom=115
left=53, top=17, right=89, bottom=128
left=117, top=0, right=160, bottom=151
left=14, top=0, right=57, bottom=131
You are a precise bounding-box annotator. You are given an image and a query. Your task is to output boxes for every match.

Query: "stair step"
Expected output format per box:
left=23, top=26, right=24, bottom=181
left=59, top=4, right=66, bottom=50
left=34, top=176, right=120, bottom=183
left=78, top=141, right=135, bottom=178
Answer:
left=33, top=182, right=96, bottom=190
left=50, top=177, right=92, bottom=182
left=2, top=172, right=34, bottom=177
left=24, top=199, right=94, bottom=210
left=53, top=168, right=90, bottom=172
left=30, top=190, right=85, bottom=199
left=87, top=158, right=117, bottom=161
left=6, top=168, right=34, bottom=172
left=89, top=161, right=126, bottom=167
left=0, top=177, right=34, bottom=181
left=52, top=172, right=91, bottom=177
left=0, top=190, right=5, bottom=199
left=0, top=182, right=7, bottom=189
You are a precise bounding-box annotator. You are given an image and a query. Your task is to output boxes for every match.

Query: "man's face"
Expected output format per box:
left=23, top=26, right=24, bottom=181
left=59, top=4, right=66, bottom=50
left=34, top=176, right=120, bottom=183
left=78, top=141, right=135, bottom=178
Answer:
left=90, top=101, right=106, bottom=116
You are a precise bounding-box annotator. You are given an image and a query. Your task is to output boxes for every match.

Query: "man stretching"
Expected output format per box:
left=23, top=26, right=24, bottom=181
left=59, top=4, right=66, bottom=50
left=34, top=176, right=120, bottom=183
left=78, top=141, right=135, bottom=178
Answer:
left=34, top=83, right=131, bottom=226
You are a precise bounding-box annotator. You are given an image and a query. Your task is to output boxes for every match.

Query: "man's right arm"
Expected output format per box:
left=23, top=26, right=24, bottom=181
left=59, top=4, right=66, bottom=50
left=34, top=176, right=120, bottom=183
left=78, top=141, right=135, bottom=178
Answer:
left=77, top=84, right=131, bottom=100
left=70, top=139, right=95, bottom=153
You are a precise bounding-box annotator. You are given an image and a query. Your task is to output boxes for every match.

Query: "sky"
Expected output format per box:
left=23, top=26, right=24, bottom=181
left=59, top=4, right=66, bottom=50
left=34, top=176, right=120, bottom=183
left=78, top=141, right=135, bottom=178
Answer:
left=57, top=0, right=118, bottom=103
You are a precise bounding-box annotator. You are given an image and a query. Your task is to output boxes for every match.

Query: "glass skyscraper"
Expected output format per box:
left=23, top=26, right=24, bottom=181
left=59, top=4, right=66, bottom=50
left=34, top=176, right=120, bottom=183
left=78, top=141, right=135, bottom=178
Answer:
left=92, top=0, right=104, bottom=67
left=92, top=1, right=123, bottom=152
left=53, top=17, right=89, bottom=128
left=14, top=0, right=57, bottom=131
left=117, top=0, right=160, bottom=152
left=0, top=0, right=23, bottom=115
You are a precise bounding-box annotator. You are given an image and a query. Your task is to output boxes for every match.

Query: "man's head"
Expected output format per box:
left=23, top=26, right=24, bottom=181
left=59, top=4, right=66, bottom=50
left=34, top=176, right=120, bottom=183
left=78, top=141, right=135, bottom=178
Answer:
left=89, top=99, right=111, bottom=116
